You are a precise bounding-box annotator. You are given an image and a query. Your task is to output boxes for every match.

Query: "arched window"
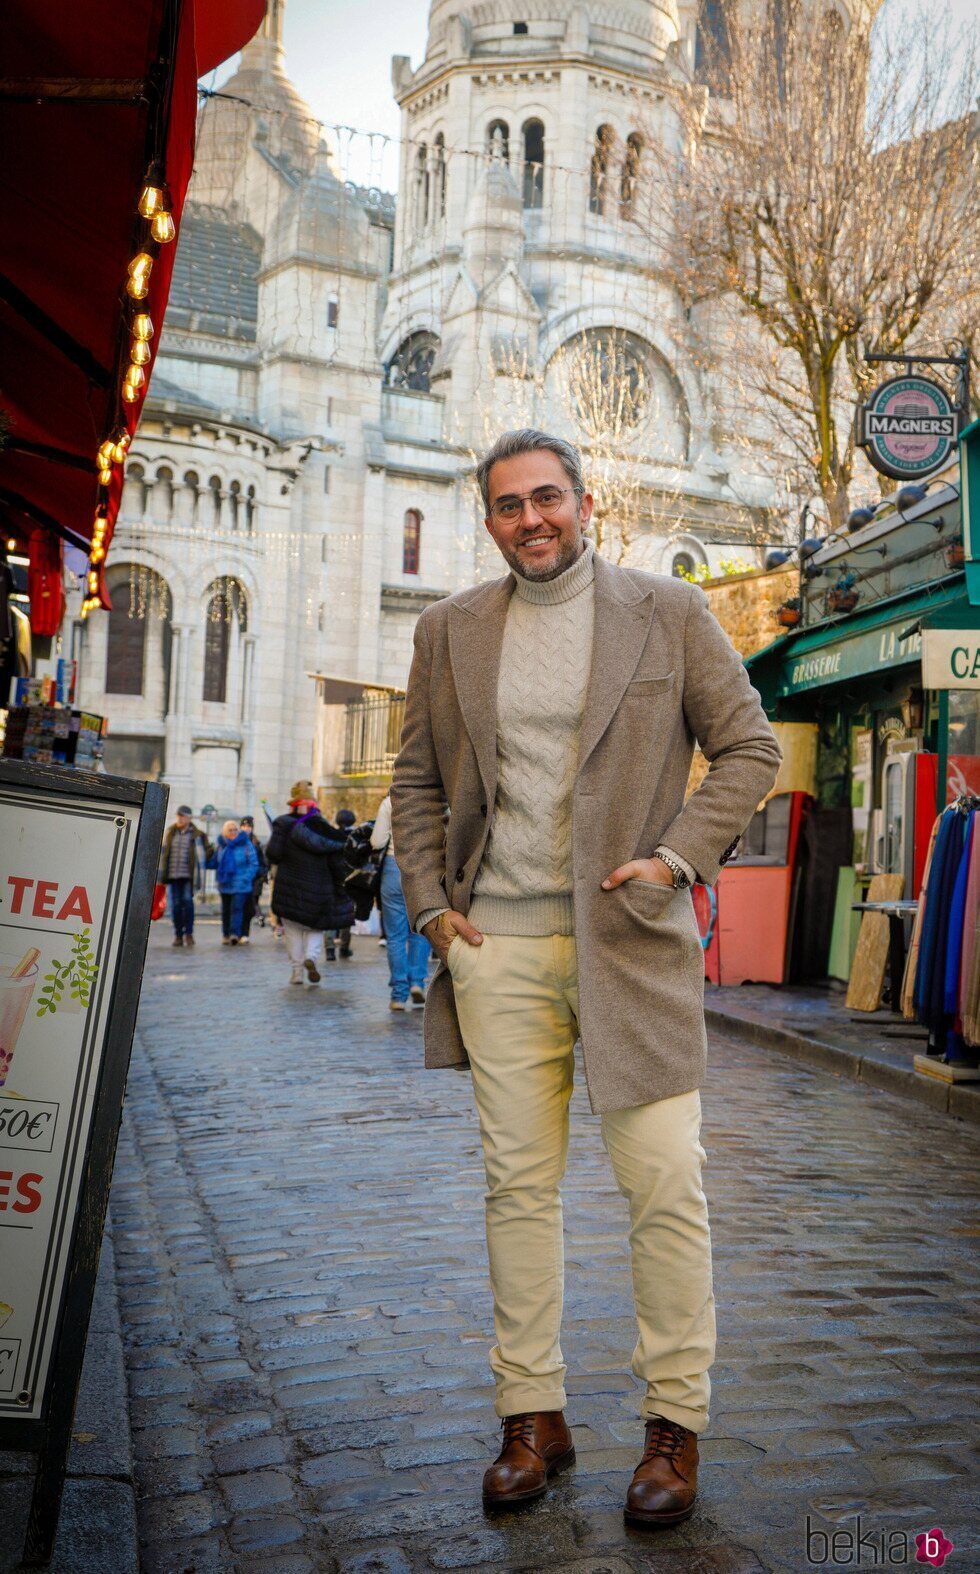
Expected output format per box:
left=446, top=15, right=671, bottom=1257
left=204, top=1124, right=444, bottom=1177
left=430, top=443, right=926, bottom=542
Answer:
left=433, top=133, right=447, bottom=220
left=183, top=471, right=199, bottom=519
left=522, top=118, right=545, bottom=208
left=386, top=331, right=440, bottom=393
left=403, top=509, right=422, bottom=575
left=203, top=579, right=247, bottom=704
left=589, top=124, right=615, bottom=216
left=695, top=0, right=732, bottom=85
left=487, top=119, right=510, bottom=162
left=620, top=132, right=642, bottom=220
left=672, top=551, right=696, bottom=579
left=228, top=479, right=241, bottom=531
left=105, top=574, right=146, bottom=695
left=414, top=143, right=429, bottom=229
left=208, top=475, right=222, bottom=528
left=245, top=485, right=256, bottom=534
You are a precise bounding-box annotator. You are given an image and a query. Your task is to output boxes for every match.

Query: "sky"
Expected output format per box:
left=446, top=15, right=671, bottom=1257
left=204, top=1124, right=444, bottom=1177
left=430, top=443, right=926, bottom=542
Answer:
left=208, top=0, right=979, bottom=189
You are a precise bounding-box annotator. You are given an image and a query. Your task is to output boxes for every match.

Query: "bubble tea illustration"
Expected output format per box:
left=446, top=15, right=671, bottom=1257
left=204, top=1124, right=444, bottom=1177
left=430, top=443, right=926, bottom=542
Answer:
left=0, top=947, right=40, bottom=1090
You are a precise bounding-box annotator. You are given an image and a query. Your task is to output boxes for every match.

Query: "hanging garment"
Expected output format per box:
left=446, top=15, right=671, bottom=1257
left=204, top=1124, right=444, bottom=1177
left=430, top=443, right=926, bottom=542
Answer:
left=945, top=812, right=974, bottom=1015
left=902, top=814, right=942, bottom=1019
left=914, top=809, right=967, bottom=1038
left=961, top=818, right=980, bottom=1047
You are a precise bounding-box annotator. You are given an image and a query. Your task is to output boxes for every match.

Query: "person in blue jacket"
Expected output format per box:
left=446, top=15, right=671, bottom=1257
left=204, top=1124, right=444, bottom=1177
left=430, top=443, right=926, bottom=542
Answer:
left=209, top=819, right=259, bottom=946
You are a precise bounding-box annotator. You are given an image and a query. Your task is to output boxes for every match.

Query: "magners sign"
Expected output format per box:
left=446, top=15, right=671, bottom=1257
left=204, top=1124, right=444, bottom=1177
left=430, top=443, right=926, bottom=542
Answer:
left=859, top=374, right=959, bottom=480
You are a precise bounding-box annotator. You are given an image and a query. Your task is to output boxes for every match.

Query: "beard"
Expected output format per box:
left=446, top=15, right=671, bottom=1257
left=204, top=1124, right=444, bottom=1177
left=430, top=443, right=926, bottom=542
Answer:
left=502, top=529, right=586, bottom=583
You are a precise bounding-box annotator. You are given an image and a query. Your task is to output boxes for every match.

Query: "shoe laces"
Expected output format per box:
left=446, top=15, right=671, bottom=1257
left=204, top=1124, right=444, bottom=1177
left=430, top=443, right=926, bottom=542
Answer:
left=501, top=1413, right=537, bottom=1449
left=641, top=1417, right=688, bottom=1465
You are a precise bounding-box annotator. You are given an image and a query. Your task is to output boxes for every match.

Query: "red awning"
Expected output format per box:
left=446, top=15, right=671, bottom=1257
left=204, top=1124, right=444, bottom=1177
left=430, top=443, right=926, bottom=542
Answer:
left=0, top=0, right=264, bottom=614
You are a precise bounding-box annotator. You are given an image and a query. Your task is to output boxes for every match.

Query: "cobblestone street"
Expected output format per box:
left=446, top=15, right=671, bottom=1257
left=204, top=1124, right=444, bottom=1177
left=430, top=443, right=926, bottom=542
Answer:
left=109, top=919, right=979, bottom=1573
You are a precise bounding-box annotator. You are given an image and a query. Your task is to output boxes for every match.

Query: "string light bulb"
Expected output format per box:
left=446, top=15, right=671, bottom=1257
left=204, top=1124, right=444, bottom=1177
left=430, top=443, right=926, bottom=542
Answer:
left=132, top=313, right=154, bottom=341
left=98, top=465, right=113, bottom=485
left=137, top=165, right=166, bottom=218
left=122, top=380, right=140, bottom=404
left=125, top=362, right=146, bottom=388
left=150, top=209, right=175, bottom=244
left=111, top=438, right=128, bottom=463
left=126, top=271, right=150, bottom=300
left=130, top=339, right=151, bottom=366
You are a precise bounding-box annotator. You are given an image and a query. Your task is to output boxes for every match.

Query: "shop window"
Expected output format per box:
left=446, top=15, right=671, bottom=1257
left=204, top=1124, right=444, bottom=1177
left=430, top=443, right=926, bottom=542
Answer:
left=522, top=119, right=545, bottom=208
left=104, top=575, right=145, bottom=695
left=589, top=124, right=615, bottom=216
left=403, top=509, right=422, bottom=575
left=487, top=119, right=510, bottom=162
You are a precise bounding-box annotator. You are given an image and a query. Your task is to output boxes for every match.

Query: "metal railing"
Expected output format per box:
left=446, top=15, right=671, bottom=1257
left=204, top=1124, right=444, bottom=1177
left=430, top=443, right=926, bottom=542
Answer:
left=341, top=694, right=405, bottom=777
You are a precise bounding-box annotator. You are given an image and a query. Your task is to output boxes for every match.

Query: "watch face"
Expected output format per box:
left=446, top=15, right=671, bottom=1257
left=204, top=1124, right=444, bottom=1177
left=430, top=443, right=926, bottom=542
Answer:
left=675, top=870, right=691, bottom=889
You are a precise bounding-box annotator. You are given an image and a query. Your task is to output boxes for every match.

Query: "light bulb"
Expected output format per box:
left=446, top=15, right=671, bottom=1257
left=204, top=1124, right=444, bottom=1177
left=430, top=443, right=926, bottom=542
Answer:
left=150, top=210, right=175, bottom=244
left=90, top=545, right=105, bottom=564
left=111, top=440, right=128, bottom=463
left=128, top=251, right=153, bottom=278
left=98, top=442, right=114, bottom=467
left=131, top=339, right=151, bottom=365
left=126, top=362, right=146, bottom=387
left=122, top=380, right=140, bottom=403
left=132, top=313, right=153, bottom=340
left=138, top=168, right=166, bottom=218
left=126, top=273, right=150, bottom=300
left=98, top=465, right=113, bottom=485
left=87, top=571, right=99, bottom=592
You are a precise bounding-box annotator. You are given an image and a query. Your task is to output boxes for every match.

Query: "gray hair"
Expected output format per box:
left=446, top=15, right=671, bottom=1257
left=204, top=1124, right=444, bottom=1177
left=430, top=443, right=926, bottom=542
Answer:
left=475, top=428, right=585, bottom=513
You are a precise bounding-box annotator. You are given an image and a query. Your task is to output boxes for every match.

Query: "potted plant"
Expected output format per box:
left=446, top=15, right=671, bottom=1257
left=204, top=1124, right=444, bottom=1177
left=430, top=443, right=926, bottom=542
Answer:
left=776, top=597, right=802, bottom=627
left=826, top=573, right=859, bottom=614
left=945, top=540, right=966, bottom=569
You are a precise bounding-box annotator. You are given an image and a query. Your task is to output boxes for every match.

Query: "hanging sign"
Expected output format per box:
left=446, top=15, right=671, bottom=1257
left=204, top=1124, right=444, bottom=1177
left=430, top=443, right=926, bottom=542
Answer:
left=858, top=375, right=959, bottom=480
left=922, top=629, right=980, bottom=690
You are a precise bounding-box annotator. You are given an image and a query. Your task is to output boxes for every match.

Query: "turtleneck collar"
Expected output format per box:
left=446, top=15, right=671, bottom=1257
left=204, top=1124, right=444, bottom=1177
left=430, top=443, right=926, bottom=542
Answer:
left=511, top=540, right=595, bottom=606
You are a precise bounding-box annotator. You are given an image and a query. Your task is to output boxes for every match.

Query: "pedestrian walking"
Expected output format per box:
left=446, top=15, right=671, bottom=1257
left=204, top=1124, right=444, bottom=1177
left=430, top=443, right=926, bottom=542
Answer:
left=156, top=804, right=211, bottom=948
left=239, top=814, right=268, bottom=942
left=323, top=807, right=357, bottom=962
left=266, top=781, right=355, bottom=986
left=371, top=794, right=431, bottom=1011
left=391, top=428, right=781, bottom=1523
left=209, top=820, right=259, bottom=946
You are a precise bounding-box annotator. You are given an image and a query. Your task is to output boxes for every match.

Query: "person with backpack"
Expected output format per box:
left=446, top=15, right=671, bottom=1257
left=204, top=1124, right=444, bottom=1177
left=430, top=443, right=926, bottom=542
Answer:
left=209, top=820, right=259, bottom=946
left=266, top=781, right=355, bottom=985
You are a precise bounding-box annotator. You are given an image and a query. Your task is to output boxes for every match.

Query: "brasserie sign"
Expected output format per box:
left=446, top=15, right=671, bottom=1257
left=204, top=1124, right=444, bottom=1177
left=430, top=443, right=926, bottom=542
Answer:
left=858, top=374, right=959, bottom=480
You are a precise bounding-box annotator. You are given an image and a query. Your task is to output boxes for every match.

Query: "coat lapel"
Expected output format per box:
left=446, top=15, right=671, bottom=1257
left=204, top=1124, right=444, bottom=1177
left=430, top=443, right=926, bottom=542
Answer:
left=577, top=553, right=656, bottom=775
left=448, top=576, right=514, bottom=804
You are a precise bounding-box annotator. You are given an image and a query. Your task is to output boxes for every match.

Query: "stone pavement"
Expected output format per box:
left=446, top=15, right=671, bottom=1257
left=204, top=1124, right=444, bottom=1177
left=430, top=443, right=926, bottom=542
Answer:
left=107, top=919, right=980, bottom=1573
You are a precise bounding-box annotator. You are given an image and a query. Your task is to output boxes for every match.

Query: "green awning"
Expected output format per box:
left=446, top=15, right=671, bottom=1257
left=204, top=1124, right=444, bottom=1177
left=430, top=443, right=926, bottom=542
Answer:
left=745, top=580, right=976, bottom=705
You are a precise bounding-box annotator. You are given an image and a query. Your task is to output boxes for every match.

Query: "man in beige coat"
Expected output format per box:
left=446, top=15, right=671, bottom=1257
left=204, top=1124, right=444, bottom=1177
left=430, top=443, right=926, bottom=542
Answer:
left=391, top=429, right=781, bottom=1526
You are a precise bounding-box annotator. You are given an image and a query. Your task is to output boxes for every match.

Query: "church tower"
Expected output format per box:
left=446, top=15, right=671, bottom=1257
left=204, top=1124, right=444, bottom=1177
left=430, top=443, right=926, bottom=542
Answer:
left=381, top=1, right=757, bottom=572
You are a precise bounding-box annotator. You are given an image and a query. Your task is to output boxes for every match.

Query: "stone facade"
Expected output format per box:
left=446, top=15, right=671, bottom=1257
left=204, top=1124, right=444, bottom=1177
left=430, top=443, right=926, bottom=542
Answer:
left=69, top=0, right=780, bottom=816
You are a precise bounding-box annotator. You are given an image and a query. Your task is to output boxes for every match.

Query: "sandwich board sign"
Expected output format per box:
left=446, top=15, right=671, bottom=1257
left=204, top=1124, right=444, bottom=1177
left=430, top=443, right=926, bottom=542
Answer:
left=0, top=758, right=166, bottom=1564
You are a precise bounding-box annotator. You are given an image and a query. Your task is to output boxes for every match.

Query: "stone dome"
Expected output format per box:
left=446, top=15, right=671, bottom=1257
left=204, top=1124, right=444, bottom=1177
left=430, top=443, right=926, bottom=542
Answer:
left=196, top=18, right=320, bottom=187
left=265, top=147, right=370, bottom=271
left=424, top=0, right=680, bottom=69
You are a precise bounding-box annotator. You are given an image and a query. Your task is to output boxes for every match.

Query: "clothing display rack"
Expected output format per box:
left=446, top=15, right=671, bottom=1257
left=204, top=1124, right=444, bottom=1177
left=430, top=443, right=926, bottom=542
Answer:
left=907, top=794, right=980, bottom=1061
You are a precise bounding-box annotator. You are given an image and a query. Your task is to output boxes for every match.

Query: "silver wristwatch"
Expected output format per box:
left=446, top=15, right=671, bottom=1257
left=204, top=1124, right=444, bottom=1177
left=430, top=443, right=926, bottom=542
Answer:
left=655, top=851, right=692, bottom=889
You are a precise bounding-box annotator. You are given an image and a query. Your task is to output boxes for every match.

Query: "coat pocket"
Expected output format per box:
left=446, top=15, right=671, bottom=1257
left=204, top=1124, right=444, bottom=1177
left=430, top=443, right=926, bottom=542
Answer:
left=625, top=672, right=675, bottom=695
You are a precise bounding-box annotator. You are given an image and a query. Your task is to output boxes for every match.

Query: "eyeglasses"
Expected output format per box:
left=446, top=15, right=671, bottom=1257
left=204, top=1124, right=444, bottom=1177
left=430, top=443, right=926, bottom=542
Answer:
left=489, top=486, right=581, bottom=524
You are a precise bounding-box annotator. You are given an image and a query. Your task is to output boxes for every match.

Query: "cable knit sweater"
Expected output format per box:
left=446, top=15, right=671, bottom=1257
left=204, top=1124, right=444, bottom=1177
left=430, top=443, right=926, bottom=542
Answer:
left=416, top=541, right=696, bottom=937
left=468, top=544, right=596, bottom=936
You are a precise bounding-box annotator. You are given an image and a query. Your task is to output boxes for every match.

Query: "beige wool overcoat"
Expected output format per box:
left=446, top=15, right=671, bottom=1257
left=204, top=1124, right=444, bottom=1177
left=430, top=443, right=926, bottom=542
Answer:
left=390, top=552, right=782, bottom=1114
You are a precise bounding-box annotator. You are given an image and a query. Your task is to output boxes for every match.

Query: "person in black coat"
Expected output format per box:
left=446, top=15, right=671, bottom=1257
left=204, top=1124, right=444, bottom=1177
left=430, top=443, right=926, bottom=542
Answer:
left=266, top=780, right=356, bottom=986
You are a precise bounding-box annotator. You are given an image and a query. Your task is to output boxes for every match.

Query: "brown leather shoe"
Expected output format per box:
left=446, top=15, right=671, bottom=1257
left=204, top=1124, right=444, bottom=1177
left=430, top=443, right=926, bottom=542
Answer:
left=624, top=1416, right=699, bottom=1527
left=482, top=1411, right=575, bottom=1509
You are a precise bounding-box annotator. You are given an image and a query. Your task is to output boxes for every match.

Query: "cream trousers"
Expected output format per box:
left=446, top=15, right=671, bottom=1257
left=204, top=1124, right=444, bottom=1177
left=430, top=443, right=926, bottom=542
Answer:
left=447, top=931, right=715, bottom=1433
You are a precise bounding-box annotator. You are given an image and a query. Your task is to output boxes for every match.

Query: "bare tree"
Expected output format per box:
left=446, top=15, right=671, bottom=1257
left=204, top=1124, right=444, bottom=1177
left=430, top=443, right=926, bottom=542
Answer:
left=464, top=329, right=695, bottom=566
left=634, top=0, right=980, bottom=529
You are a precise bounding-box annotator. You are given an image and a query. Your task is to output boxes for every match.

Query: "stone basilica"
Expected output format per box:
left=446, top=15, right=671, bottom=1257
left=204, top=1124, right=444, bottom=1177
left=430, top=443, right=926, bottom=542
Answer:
left=71, top=0, right=777, bottom=814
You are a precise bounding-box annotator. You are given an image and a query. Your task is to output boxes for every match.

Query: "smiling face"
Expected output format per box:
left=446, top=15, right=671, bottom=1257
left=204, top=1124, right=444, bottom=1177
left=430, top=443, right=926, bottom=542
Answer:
left=484, top=450, right=593, bottom=582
